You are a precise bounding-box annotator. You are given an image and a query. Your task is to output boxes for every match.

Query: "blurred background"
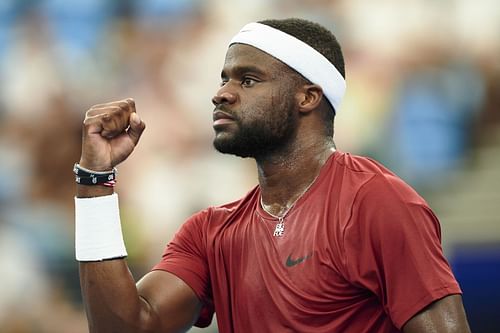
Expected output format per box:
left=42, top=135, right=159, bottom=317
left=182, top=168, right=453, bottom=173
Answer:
left=0, top=0, right=498, bottom=332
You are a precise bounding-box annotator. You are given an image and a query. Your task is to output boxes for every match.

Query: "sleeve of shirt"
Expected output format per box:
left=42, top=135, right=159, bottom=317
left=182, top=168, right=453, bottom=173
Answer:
left=152, top=208, right=214, bottom=328
left=342, top=174, right=462, bottom=329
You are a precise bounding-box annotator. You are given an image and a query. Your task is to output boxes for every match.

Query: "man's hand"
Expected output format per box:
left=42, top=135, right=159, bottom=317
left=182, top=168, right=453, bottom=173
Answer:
left=79, top=98, right=146, bottom=171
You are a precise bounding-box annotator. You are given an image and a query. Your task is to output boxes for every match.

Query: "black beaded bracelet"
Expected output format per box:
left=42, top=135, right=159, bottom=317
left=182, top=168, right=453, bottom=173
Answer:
left=73, top=163, right=117, bottom=186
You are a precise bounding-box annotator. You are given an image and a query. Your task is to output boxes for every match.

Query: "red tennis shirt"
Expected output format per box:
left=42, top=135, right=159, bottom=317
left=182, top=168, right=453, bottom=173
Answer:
left=153, top=151, right=461, bottom=332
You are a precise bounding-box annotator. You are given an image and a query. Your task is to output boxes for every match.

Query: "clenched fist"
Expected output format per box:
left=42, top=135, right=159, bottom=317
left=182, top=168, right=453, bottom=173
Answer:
left=79, top=98, right=146, bottom=171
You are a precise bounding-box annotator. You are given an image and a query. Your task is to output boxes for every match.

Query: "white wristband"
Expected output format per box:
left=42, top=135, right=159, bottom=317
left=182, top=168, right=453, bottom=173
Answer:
left=75, top=193, right=127, bottom=261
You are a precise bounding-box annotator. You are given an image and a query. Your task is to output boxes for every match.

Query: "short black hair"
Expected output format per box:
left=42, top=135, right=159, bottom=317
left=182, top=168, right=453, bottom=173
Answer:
left=258, top=18, right=344, bottom=136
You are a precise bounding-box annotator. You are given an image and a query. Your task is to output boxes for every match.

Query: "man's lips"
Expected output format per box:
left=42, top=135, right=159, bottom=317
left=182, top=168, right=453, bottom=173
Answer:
left=213, top=110, right=236, bottom=127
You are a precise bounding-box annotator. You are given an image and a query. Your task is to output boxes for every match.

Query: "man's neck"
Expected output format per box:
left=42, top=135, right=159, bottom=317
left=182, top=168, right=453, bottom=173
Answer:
left=256, top=138, right=335, bottom=217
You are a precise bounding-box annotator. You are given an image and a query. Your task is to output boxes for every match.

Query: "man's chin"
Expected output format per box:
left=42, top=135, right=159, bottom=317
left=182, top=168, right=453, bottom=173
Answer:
left=213, top=137, right=253, bottom=158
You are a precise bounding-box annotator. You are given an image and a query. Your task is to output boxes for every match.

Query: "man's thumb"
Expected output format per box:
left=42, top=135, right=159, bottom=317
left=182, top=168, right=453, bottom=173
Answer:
left=128, top=112, right=146, bottom=145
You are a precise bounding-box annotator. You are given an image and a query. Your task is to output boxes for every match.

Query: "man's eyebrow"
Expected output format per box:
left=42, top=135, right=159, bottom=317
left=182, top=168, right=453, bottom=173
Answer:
left=221, top=65, right=267, bottom=79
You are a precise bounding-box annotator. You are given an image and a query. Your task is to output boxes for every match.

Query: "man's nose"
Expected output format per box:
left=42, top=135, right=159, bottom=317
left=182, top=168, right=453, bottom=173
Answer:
left=212, top=90, right=237, bottom=107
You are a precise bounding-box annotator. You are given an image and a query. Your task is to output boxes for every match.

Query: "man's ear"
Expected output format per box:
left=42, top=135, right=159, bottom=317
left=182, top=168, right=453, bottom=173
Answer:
left=296, top=84, right=323, bottom=114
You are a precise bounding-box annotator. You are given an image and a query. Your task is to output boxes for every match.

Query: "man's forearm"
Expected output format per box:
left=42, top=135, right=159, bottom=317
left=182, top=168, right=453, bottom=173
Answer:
left=80, top=260, right=159, bottom=333
left=76, top=184, right=157, bottom=332
left=76, top=183, right=114, bottom=199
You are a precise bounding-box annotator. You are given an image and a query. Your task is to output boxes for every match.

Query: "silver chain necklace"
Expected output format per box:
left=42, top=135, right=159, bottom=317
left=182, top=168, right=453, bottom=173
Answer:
left=260, top=171, right=321, bottom=237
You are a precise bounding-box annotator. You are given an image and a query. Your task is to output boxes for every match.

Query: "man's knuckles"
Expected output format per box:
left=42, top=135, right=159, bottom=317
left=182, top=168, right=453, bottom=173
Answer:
left=86, top=98, right=132, bottom=111
left=125, top=98, right=135, bottom=109
left=82, top=99, right=137, bottom=137
left=87, top=105, right=126, bottom=117
left=84, top=114, right=128, bottom=136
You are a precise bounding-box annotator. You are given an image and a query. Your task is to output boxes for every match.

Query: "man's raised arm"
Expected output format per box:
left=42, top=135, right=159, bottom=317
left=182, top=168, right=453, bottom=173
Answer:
left=76, top=99, right=201, bottom=333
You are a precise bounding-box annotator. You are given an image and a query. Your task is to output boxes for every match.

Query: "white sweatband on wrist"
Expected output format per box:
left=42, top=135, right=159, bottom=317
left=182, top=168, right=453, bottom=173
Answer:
left=230, top=22, right=346, bottom=113
left=75, top=193, right=127, bottom=261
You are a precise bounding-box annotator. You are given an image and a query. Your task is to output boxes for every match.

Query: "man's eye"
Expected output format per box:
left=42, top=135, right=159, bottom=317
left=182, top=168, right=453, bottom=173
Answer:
left=220, top=79, right=228, bottom=87
left=242, top=77, right=257, bottom=87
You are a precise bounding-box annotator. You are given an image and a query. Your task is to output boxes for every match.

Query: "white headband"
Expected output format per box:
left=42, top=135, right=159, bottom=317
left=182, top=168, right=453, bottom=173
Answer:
left=230, top=22, right=345, bottom=113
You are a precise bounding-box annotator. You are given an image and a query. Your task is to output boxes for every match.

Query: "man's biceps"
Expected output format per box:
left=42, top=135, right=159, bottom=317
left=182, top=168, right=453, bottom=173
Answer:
left=137, top=270, right=202, bottom=330
left=402, top=294, right=471, bottom=333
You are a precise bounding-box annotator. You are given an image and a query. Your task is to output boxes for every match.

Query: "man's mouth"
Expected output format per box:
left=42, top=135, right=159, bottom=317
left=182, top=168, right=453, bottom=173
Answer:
left=213, top=110, right=236, bottom=127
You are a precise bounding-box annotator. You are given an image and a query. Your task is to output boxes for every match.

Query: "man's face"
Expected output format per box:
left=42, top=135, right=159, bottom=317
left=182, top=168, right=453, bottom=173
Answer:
left=212, top=44, right=299, bottom=159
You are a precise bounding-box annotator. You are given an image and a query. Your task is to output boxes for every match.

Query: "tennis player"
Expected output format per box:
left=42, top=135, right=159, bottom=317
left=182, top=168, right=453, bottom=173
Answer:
left=74, top=18, right=470, bottom=332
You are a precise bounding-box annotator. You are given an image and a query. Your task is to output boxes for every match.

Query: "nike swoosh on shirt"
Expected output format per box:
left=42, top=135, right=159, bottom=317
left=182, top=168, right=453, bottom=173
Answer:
left=285, top=253, right=313, bottom=267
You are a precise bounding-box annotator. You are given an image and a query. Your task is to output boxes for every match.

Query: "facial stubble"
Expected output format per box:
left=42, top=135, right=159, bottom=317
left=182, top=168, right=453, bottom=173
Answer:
left=213, top=95, right=297, bottom=159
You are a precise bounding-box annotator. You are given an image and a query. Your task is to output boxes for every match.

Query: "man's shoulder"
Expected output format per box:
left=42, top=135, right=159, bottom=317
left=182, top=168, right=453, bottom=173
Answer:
left=214, top=185, right=259, bottom=210
left=334, top=151, right=426, bottom=206
left=190, top=185, right=260, bottom=224
left=332, top=151, right=425, bottom=204
left=333, top=150, right=396, bottom=177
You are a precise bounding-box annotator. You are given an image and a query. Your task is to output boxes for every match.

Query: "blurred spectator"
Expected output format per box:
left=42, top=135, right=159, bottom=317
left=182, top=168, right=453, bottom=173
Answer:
left=388, top=45, right=485, bottom=189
